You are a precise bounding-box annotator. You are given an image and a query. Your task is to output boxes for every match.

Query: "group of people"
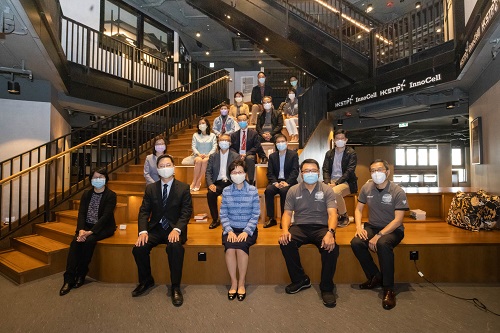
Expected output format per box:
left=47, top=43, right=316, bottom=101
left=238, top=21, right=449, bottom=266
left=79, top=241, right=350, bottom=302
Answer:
left=59, top=126, right=409, bottom=311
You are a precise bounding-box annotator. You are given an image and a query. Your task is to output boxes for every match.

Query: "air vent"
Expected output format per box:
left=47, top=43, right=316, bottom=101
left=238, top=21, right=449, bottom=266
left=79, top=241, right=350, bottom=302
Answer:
left=232, top=37, right=255, bottom=51
left=359, top=95, right=428, bottom=119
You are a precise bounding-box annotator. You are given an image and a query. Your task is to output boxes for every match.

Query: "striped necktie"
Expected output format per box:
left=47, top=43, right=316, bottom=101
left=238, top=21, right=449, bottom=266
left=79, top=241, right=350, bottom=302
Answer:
left=160, top=183, right=169, bottom=230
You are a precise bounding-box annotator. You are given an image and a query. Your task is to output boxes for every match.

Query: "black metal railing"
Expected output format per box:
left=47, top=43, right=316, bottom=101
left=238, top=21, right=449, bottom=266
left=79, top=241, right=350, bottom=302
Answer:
left=298, top=79, right=330, bottom=148
left=278, top=0, right=450, bottom=66
left=0, top=71, right=229, bottom=240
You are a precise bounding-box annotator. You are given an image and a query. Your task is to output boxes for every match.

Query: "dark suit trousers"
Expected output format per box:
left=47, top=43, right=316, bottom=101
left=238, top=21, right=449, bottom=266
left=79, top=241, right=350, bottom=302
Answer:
left=280, top=224, right=339, bottom=292
left=245, top=155, right=256, bottom=184
left=64, top=224, right=114, bottom=283
left=264, top=183, right=290, bottom=218
left=350, top=224, right=404, bottom=288
left=207, top=179, right=232, bottom=221
left=132, top=224, right=185, bottom=287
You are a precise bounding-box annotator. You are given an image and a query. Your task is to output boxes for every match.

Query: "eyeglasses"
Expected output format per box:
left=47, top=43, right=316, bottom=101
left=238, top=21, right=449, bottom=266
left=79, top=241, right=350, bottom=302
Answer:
left=301, top=169, right=319, bottom=174
left=158, top=164, right=173, bottom=168
left=370, top=168, right=387, bottom=173
left=230, top=171, right=245, bottom=175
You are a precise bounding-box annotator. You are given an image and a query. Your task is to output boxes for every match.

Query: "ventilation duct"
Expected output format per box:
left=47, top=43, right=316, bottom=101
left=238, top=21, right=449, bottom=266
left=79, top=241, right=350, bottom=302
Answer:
left=358, top=95, right=429, bottom=119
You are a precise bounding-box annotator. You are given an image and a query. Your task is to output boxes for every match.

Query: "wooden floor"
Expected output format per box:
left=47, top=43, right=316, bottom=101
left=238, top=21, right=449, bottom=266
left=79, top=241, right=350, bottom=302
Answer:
left=83, top=222, right=500, bottom=285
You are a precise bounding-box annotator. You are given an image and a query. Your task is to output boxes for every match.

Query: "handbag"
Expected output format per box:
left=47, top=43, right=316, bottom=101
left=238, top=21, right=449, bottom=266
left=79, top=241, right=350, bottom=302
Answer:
left=181, top=154, right=195, bottom=165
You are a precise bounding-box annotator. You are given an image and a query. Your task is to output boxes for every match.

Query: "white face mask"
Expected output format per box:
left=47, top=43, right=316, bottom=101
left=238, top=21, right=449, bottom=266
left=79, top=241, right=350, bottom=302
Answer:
left=258, top=77, right=266, bottom=84
left=263, top=103, right=272, bottom=110
left=235, top=97, right=243, bottom=103
left=276, top=142, right=287, bottom=151
left=219, top=141, right=230, bottom=150
left=288, top=94, right=295, bottom=100
left=155, top=144, right=166, bottom=153
left=231, top=173, right=246, bottom=185
left=158, top=167, right=174, bottom=179
left=335, top=140, right=346, bottom=148
left=371, top=171, right=387, bottom=185
left=199, top=124, right=207, bottom=132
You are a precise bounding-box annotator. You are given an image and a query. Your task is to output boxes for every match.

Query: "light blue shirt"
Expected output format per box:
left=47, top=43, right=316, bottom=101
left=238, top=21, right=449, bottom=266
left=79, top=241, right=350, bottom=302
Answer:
left=278, top=152, right=286, bottom=179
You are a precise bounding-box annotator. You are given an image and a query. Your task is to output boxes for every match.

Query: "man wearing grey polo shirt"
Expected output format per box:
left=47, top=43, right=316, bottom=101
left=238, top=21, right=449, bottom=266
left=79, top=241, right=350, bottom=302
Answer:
left=279, top=158, right=339, bottom=308
left=350, top=159, right=409, bottom=310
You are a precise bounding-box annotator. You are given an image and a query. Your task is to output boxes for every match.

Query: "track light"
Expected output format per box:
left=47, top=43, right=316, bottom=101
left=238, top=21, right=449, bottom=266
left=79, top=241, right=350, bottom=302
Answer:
left=446, top=101, right=456, bottom=109
left=337, top=119, right=343, bottom=126
left=415, top=2, right=421, bottom=9
left=7, top=80, right=20, bottom=94
left=452, top=117, right=459, bottom=125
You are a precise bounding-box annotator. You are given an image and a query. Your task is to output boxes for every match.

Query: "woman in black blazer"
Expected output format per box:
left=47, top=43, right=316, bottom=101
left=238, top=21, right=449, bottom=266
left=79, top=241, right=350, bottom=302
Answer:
left=59, top=167, right=117, bottom=296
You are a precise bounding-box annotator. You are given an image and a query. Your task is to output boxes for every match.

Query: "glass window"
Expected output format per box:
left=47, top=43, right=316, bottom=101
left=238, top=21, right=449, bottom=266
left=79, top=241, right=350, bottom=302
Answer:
left=393, top=174, right=409, bottom=183
left=103, top=1, right=137, bottom=45
left=424, top=174, right=437, bottom=183
left=406, top=148, right=417, bottom=165
left=429, top=148, right=438, bottom=165
left=410, top=174, right=420, bottom=182
left=395, top=148, right=405, bottom=165
left=418, top=148, right=428, bottom=165
left=452, top=148, right=462, bottom=166
left=143, top=20, right=173, bottom=58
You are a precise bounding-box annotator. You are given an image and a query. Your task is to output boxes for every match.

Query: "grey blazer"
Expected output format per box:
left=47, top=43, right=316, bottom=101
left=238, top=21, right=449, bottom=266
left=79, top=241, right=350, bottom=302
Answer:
left=205, top=150, right=240, bottom=186
left=144, top=154, right=159, bottom=185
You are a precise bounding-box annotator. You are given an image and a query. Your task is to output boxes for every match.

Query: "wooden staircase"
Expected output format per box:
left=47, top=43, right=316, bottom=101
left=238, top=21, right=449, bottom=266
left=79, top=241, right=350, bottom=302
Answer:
left=0, top=111, right=298, bottom=284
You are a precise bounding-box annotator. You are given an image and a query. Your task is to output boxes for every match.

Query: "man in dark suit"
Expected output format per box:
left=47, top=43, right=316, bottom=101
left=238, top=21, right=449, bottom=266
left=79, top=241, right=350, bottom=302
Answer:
left=250, top=71, right=273, bottom=125
left=230, top=113, right=264, bottom=185
left=206, top=133, right=240, bottom=229
left=263, top=135, right=299, bottom=228
left=256, top=95, right=284, bottom=143
left=132, top=154, right=193, bottom=306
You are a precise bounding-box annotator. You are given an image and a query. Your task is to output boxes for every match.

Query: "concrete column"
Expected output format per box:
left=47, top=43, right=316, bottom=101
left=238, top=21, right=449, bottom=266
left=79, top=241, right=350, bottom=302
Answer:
left=438, top=143, right=452, bottom=187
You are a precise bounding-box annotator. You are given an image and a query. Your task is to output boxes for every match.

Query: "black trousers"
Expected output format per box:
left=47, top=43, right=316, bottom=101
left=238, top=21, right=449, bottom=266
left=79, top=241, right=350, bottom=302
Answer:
left=350, top=224, right=404, bottom=289
left=63, top=224, right=114, bottom=283
left=132, top=224, right=185, bottom=287
left=207, top=179, right=232, bottom=221
left=244, top=155, right=256, bottom=184
left=280, top=224, right=340, bottom=292
left=264, top=182, right=290, bottom=218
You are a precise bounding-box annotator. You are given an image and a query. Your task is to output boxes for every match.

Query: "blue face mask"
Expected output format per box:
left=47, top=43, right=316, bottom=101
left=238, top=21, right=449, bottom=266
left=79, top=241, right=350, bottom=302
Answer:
left=91, top=178, right=106, bottom=189
left=276, top=142, right=287, bottom=151
left=303, top=172, right=318, bottom=185
left=238, top=121, right=248, bottom=129
left=290, top=80, right=297, bottom=87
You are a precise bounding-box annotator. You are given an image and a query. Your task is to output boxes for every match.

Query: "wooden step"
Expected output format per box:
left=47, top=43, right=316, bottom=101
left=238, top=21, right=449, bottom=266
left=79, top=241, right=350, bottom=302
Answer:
left=126, top=164, right=144, bottom=173
left=107, top=180, right=146, bottom=192
left=114, top=172, right=145, bottom=181
left=0, top=249, right=49, bottom=284
left=11, top=235, right=68, bottom=275
left=55, top=210, right=79, bottom=224
left=35, top=222, right=75, bottom=245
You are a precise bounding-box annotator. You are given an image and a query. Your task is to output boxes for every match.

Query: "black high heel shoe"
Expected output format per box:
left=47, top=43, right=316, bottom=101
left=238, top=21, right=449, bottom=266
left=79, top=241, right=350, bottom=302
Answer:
left=237, top=292, right=246, bottom=301
left=228, top=291, right=237, bottom=300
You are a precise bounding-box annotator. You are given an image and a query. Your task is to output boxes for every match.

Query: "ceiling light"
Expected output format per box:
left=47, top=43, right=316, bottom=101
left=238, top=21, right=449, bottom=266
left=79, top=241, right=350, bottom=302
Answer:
left=205, top=51, right=210, bottom=55
left=452, top=117, right=459, bottom=125
left=366, top=4, right=373, bottom=13
left=260, top=49, right=264, bottom=53
left=7, top=81, right=20, bottom=94
left=436, top=27, right=442, bottom=33
left=415, top=2, right=421, bottom=9
left=196, top=32, right=201, bottom=37
left=265, top=37, right=269, bottom=42
left=446, top=101, right=456, bottom=109
left=258, top=60, right=262, bottom=64
left=337, top=119, right=343, bottom=126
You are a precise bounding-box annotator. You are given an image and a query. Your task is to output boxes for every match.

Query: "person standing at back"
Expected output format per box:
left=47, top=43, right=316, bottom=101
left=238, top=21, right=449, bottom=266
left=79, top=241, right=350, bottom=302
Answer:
left=250, top=71, right=272, bottom=125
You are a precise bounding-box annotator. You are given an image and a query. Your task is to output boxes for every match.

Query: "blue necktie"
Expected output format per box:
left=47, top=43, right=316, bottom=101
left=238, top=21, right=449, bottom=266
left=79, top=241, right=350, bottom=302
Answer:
left=160, top=184, right=169, bottom=230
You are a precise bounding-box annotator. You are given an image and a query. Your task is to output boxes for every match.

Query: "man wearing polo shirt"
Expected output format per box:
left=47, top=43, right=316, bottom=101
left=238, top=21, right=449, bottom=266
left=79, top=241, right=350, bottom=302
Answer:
left=350, top=159, right=409, bottom=310
left=279, top=158, right=339, bottom=308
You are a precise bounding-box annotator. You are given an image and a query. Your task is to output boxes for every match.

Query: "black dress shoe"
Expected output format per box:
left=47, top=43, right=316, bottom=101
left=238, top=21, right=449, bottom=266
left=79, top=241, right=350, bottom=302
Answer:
left=59, top=282, right=74, bottom=296
left=132, top=279, right=155, bottom=297
left=263, top=218, right=277, bottom=228
left=209, top=219, right=220, bottom=229
left=237, top=292, right=246, bottom=301
left=359, top=275, right=382, bottom=289
left=321, top=291, right=337, bottom=308
left=171, top=287, right=184, bottom=306
left=382, top=289, right=396, bottom=310
left=228, top=291, right=237, bottom=300
left=73, top=276, right=85, bottom=288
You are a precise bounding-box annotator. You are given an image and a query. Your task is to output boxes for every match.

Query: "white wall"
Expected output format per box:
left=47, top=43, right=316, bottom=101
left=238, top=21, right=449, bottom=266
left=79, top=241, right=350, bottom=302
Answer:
left=59, top=0, right=101, bottom=30
left=469, top=79, right=500, bottom=194
left=464, top=0, right=479, bottom=26
left=234, top=71, right=260, bottom=103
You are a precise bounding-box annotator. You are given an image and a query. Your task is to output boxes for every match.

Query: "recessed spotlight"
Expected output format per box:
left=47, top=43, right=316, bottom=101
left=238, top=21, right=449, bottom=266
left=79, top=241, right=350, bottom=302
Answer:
left=265, top=37, right=269, bottom=42
left=196, top=32, right=201, bottom=37
left=415, top=2, right=421, bottom=9
left=436, top=27, right=442, bottom=33
left=205, top=51, right=210, bottom=55
left=260, top=49, right=264, bottom=53
left=258, top=60, right=262, bottom=64
left=357, top=35, right=362, bottom=39
left=446, top=101, right=456, bottom=109
left=366, top=4, right=373, bottom=13
left=226, top=15, right=231, bottom=19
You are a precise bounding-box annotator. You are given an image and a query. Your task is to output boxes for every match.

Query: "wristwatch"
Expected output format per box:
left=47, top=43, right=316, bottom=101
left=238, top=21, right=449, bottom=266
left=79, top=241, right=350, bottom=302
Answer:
left=328, top=228, right=336, bottom=235
left=377, top=231, right=384, bottom=237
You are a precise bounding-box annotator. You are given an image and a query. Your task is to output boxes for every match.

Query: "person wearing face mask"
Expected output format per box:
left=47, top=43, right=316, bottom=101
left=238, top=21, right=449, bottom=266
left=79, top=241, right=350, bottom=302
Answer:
left=230, top=113, right=263, bottom=185
left=220, top=160, right=260, bottom=301
left=279, top=159, right=339, bottom=308
left=132, top=154, right=193, bottom=306
left=189, top=117, right=217, bottom=191
left=350, top=159, right=409, bottom=310
left=60, top=168, right=117, bottom=296
left=288, top=76, right=304, bottom=96
left=250, top=71, right=273, bottom=125
left=144, top=136, right=167, bottom=185
left=205, top=134, right=240, bottom=229
left=213, top=102, right=239, bottom=137
left=256, top=95, right=284, bottom=143
left=263, top=135, right=299, bottom=229
left=280, top=88, right=299, bottom=142
left=229, top=91, right=250, bottom=118
left=322, top=129, right=358, bottom=227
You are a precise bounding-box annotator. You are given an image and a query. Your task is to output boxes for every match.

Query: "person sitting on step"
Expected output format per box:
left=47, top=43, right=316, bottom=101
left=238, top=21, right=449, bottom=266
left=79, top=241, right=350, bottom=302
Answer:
left=144, top=136, right=166, bottom=185
left=213, top=102, right=239, bottom=137
left=256, top=95, right=284, bottom=144
left=190, top=117, right=217, bottom=191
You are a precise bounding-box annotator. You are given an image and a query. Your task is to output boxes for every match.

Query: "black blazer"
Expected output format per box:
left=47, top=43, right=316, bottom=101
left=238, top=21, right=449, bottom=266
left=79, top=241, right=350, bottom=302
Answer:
left=322, top=146, right=358, bottom=193
left=230, top=129, right=262, bottom=157
left=256, top=108, right=284, bottom=139
left=206, top=149, right=240, bottom=186
left=267, top=149, right=300, bottom=185
left=251, top=84, right=273, bottom=105
left=77, top=187, right=117, bottom=236
left=138, top=178, right=193, bottom=244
